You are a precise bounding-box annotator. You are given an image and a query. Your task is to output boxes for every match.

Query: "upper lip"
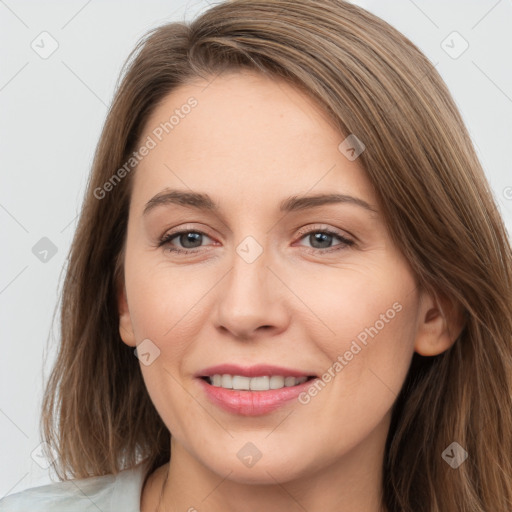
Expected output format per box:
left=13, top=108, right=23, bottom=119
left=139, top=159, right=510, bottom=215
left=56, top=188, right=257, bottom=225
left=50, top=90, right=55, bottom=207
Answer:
left=196, top=364, right=316, bottom=378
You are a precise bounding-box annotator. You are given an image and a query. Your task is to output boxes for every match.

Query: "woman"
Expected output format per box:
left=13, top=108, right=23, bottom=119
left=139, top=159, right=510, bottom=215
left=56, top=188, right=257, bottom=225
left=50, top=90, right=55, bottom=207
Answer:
left=1, top=0, right=511, bottom=510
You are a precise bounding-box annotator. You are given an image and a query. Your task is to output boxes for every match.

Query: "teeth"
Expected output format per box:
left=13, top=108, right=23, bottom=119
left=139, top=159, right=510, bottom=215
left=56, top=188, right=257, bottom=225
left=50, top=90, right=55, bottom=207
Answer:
left=207, top=374, right=308, bottom=391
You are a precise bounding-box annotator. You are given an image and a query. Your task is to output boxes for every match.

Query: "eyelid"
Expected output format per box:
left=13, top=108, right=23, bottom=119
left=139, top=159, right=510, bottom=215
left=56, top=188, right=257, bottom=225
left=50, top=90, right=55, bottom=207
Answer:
left=160, top=223, right=216, bottom=239
left=295, top=223, right=353, bottom=241
left=296, top=223, right=348, bottom=237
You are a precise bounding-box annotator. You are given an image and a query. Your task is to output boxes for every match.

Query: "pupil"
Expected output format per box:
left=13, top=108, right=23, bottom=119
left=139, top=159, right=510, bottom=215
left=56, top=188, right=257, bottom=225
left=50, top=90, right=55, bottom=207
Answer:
left=181, top=232, right=201, bottom=248
left=311, top=232, right=332, bottom=249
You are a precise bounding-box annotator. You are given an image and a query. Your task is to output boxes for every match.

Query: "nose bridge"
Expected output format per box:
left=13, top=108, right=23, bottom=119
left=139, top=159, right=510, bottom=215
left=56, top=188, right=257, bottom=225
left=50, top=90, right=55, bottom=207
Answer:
left=214, top=232, right=288, bottom=337
left=227, top=234, right=273, bottom=310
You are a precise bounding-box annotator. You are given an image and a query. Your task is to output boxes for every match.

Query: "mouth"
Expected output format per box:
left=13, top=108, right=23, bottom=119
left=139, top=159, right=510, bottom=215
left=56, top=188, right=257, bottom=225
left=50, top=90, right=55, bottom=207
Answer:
left=199, top=374, right=317, bottom=391
left=195, top=364, right=319, bottom=415
left=196, top=366, right=320, bottom=416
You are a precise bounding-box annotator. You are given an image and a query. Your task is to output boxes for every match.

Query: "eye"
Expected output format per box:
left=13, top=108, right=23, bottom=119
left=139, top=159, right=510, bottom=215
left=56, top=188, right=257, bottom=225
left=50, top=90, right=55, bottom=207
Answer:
left=157, top=225, right=355, bottom=256
left=295, top=226, right=354, bottom=254
left=158, top=230, right=214, bottom=254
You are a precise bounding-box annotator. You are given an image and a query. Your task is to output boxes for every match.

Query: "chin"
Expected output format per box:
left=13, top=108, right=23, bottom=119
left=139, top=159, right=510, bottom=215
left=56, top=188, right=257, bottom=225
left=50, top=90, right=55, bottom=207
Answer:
left=201, top=450, right=312, bottom=485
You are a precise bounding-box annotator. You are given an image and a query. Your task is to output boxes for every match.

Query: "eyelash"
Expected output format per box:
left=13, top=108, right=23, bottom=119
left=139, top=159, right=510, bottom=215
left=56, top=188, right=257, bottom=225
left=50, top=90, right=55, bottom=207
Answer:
left=157, top=226, right=355, bottom=256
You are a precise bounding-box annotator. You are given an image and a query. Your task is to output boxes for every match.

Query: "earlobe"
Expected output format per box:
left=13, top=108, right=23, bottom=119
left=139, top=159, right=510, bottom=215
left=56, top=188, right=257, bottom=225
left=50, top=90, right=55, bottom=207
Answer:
left=414, top=289, right=466, bottom=357
left=118, top=282, right=137, bottom=347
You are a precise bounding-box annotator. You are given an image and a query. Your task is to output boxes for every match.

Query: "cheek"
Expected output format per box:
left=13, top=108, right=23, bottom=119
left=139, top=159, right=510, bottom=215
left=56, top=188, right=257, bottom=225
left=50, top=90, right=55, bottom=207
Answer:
left=124, top=248, right=212, bottom=347
left=124, top=258, right=208, bottom=435
left=123, top=247, right=229, bottom=399
left=293, top=260, right=418, bottom=396
left=296, top=260, right=414, bottom=342
left=296, top=285, right=417, bottom=450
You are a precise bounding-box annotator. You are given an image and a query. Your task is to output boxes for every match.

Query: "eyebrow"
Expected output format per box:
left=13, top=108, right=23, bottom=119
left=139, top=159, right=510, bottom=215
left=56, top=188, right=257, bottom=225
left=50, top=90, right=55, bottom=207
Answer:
left=143, top=188, right=378, bottom=216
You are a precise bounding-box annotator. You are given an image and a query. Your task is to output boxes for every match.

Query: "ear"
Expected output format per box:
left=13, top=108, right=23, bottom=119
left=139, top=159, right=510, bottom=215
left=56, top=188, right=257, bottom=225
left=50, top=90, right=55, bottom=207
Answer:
left=414, top=288, right=466, bottom=356
left=118, top=281, right=137, bottom=347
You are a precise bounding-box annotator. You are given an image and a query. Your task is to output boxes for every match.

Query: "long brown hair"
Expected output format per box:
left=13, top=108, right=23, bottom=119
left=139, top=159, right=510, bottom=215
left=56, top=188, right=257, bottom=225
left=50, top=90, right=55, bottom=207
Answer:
left=41, top=1, right=512, bottom=510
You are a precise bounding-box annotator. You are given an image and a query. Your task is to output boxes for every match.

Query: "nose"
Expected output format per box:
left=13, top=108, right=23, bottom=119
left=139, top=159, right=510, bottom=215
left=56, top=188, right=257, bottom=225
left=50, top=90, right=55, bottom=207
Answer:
left=214, top=244, right=289, bottom=340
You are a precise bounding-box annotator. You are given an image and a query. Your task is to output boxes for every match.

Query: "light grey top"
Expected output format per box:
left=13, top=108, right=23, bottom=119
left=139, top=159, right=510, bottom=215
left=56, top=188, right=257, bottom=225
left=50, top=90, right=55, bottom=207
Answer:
left=0, top=460, right=152, bottom=511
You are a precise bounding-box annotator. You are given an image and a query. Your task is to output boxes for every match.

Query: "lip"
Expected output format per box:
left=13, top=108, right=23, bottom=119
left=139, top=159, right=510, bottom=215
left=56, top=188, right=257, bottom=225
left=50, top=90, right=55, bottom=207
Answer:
left=196, top=373, right=319, bottom=416
left=196, top=364, right=315, bottom=378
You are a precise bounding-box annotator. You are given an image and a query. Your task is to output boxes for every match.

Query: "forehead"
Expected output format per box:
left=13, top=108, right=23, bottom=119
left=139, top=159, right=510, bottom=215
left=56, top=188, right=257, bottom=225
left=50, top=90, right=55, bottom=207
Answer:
left=130, top=71, right=375, bottom=212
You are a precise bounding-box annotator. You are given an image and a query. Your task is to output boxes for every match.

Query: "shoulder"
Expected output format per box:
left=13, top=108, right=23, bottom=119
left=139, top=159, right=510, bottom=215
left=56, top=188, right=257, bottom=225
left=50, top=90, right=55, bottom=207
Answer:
left=0, top=460, right=151, bottom=512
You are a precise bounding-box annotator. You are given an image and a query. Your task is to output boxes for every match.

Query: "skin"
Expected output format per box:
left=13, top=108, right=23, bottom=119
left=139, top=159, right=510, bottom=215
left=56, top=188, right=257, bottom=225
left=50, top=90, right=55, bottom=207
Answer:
left=118, top=70, right=464, bottom=512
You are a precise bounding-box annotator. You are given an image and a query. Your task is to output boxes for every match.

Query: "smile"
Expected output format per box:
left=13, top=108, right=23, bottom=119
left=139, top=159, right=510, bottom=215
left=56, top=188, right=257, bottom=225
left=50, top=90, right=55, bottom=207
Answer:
left=203, top=374, right=313, bottom=390
left=197, top=375, right=319, bottom=416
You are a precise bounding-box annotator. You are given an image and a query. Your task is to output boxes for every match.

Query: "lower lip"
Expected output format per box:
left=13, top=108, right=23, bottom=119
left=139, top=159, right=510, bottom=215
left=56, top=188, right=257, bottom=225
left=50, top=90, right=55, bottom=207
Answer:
left=197, top=377, right=318, bottom=416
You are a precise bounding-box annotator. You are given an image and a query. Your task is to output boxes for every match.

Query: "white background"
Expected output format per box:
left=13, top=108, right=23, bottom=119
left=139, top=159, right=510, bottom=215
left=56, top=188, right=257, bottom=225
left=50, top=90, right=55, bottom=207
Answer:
left=1, top=0, right=511, bottom=497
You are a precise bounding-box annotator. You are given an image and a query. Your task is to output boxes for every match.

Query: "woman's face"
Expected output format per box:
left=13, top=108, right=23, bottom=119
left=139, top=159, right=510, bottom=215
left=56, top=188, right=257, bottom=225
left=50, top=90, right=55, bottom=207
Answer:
left=118, top=70, right=431, bottom=483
